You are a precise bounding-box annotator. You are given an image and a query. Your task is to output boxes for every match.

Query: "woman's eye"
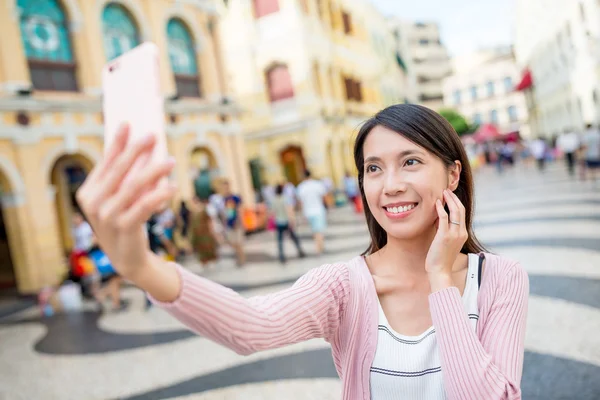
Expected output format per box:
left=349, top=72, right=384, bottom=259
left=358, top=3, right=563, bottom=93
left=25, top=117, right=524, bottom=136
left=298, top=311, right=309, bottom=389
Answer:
left=366, top=165, right=380, bottom=173
left=405, top=159, right=420, bottom=167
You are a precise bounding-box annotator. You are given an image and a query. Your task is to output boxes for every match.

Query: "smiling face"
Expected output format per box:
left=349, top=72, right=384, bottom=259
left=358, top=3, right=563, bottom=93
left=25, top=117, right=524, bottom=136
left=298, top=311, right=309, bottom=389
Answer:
left=362, top=125, right=461, bottom=241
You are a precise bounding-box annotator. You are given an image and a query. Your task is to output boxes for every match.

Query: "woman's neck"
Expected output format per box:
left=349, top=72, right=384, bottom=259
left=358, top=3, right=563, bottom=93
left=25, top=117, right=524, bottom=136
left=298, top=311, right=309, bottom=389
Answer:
left=370, top=227, right=437, bottom=278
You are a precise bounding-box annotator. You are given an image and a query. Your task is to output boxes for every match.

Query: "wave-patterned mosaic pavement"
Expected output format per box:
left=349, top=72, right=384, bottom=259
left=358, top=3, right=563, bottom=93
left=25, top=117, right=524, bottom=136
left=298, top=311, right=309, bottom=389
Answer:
left=1, top=164, right=599, bottom=400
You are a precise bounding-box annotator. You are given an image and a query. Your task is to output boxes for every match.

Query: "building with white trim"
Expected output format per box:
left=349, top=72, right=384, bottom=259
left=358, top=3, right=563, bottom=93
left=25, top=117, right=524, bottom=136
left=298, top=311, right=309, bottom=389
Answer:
left=442, top=47, right=530, bottom=137
left=515, top=0, right=600, bottom=138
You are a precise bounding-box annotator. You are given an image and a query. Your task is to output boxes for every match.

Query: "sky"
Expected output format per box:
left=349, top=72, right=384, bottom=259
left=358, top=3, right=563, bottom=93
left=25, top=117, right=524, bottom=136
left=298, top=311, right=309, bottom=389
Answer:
left=370, top=0, right=516, bottom=57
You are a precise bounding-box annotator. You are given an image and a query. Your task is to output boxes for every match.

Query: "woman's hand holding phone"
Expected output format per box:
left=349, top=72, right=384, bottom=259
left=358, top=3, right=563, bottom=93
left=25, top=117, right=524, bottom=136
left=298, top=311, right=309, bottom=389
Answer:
left=76, top=124, right=182, bottom=302
left=425, top=189, right=469, bottom=292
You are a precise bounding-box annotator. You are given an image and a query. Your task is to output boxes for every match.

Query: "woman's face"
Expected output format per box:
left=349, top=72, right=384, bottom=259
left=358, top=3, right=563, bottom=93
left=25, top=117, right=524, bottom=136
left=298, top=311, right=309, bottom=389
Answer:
left=361, top=126, right=460, bottom=241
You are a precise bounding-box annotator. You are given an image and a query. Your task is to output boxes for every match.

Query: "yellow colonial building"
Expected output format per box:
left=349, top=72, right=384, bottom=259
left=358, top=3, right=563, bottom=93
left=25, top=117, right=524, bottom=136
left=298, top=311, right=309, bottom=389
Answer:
left=219, top=0, right=407, bottom=188
left=0, top=0, right=254, bottom=294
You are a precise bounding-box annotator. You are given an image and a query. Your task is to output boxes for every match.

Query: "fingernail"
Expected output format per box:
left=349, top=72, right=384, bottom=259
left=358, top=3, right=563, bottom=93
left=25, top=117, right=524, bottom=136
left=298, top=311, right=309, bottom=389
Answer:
left=167, top=157, right=176, bottom=165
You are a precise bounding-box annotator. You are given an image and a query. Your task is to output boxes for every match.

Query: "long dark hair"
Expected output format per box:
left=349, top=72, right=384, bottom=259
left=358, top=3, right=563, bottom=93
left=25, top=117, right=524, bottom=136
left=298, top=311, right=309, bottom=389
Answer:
left=354, top=104, right=486, bottom=256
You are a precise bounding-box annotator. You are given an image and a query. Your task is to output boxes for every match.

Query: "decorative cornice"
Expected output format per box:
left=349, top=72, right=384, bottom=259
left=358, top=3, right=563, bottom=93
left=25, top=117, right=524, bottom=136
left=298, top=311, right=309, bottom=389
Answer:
left=245, top=117, right=323, bottom=140
left=0, top=96, right=242, bottom=115
left=175, top=0, right=218, bottom=15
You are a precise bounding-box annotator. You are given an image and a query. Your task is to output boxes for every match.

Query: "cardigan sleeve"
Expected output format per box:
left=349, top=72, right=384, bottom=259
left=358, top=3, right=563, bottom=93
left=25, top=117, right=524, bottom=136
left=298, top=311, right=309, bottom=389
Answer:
left=151, top=262, right=350, bottom=356
left=429, top=261, right=529, bottom=400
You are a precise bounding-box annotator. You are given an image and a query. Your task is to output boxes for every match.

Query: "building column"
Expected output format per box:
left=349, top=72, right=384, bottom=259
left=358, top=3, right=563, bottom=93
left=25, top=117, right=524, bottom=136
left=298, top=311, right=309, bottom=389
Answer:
left=199, top=17, right=223, bottom=102
left=0, top=193, right=37, bottom=293
left=218, top=131, right=254, bottom=205
left=209, top=18, right=228, bottom=98
left=78, top=0, right=110, bottom=94
left=232, top=132, right=255, bottom=205
left=143, top=0, right=177, bottom=97
left=329, top=138, right=346, bottom=187
left=13, top=146, right=66, bottom=292
left=0, top=2, right=30, bottom=92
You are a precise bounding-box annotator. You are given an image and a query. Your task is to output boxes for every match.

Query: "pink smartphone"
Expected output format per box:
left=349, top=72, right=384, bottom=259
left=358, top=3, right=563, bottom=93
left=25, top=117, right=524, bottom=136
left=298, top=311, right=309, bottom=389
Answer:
left=102, top=42, right=169, bottom=174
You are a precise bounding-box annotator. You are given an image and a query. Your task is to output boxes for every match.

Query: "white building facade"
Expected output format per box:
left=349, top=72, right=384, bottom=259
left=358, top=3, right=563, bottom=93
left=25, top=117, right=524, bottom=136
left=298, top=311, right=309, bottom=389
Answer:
left=443, top=47, right=530, bottom=137
left=389, top=20, right=451, bottom=110
left=515, top=0, right=600, bottom=138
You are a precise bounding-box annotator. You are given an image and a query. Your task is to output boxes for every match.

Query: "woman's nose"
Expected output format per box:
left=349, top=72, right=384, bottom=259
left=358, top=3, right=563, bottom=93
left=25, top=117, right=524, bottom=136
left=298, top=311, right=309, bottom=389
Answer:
left=383, top=170, right=407, bottom=196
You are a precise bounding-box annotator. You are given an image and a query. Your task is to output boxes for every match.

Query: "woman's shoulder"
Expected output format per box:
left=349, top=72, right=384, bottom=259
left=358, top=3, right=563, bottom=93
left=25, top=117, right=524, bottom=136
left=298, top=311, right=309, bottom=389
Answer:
left=305, top=256, right=361, bottom=277
left=480, top=252, right=525, bottom=274
left=478, top=252, right=529, bottom=294
left=300, top=256, right=368, bottom=287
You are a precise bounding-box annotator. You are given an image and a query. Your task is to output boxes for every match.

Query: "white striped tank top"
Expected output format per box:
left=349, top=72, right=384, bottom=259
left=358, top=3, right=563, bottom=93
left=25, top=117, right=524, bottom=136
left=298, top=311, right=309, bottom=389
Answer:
left=370, top=253, right=482, bottom=400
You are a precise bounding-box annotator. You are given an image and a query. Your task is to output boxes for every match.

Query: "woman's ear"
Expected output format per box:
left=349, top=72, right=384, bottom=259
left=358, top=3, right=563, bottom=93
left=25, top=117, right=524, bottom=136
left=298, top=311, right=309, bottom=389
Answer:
left=448, top=160, right=462, bottom=191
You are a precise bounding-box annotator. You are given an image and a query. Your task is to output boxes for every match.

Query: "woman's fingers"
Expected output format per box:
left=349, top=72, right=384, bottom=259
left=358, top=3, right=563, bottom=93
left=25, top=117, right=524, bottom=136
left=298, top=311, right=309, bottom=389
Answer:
left=82, top=125, right=130, bottom=187
left=99, top=124, right=131, bottom=178
left=448, top=190, right=466, bottom=219
left=445, top=190, right=468, bottom=241
left=118, top=183, right=178, bottom=232
left=435, top=198, right=448, bottom=232
left=86, top=135, right=157, bottom=215
left=98, top=158, right=176, bottom=222
left=443, top=190, right=461, bottom=229
left=77, top=125, right=130, bottom=216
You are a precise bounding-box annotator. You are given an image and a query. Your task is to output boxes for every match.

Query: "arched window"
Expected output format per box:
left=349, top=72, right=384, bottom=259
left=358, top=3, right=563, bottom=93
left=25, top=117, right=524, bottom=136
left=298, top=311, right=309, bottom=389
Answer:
left=102, top=3, right=140, bottom=61
left=265, top=64, right=294, bottom=102
left=17, top=0, right=77, bottom=91
left=167, top=19, right=201, bottom=97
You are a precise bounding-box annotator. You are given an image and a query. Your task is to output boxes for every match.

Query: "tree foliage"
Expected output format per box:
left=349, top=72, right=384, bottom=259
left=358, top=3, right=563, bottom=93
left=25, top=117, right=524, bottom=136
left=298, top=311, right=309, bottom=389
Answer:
left=438, top=108, right=472, bottom=136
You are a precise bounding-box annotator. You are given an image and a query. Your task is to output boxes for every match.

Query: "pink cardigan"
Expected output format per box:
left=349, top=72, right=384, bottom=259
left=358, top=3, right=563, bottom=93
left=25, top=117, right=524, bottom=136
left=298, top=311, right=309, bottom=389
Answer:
left=154, top=252, right=529, bottom=399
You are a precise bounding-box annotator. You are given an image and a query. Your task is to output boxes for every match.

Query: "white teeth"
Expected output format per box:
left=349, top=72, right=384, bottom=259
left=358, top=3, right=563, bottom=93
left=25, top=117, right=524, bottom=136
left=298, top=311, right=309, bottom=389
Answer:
left=386, top=204, right=416, bottom=214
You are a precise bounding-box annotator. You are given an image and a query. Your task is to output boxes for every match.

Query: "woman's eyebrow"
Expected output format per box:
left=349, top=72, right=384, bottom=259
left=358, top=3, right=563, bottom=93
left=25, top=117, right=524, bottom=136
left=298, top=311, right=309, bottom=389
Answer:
left=364, top=150, right=426, bottom=163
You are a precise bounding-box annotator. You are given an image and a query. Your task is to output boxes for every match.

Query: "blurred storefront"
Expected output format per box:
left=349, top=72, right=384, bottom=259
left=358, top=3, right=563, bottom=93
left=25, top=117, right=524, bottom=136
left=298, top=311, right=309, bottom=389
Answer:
left=0, top=0, right=254, bottom=293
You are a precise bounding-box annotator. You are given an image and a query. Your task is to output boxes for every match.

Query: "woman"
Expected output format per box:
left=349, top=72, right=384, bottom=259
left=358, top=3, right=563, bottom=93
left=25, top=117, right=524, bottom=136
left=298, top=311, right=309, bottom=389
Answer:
left=76, top=104, right=528, bottom=399
left=270, top=183, right=305, bottom=263
left=178, top=200, right=190, bottom=238
left=188, top=197, right=219, bottom=268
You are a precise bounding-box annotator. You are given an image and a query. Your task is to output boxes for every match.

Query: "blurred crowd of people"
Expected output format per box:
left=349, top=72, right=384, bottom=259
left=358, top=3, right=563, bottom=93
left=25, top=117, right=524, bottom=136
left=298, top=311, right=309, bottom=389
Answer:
left=56, top=169, right=365, bottom=314
left=464, top=124, right=600, bottom=179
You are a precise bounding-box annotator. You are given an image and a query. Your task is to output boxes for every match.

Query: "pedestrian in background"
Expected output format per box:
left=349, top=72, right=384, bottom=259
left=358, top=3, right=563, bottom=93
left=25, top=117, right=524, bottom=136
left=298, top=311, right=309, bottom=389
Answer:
left=530, top=136, right=547, bottom=172
left=343, top=171, right=360, bottom=213
left=157, top=206, right=176, bottom=242
left=222, top=180, right=246, bottom=266
left=178, top=200, right=190, bottom=238
left=322, top=176, right=334, bottom=209
left=297, top=170, right=328, bottom=255
left=188, top=197, right=219, bottom=269
left=581, top=123, right=600, bottom=182
left=144, top=213, right=177, bottom=309
left=271, top=184, right=305, bottom=264
left=283, top=181, right=297, bottom=209
left=557, top=128, right=580, bottom=177
left=72, top=211, right=94, bottom=253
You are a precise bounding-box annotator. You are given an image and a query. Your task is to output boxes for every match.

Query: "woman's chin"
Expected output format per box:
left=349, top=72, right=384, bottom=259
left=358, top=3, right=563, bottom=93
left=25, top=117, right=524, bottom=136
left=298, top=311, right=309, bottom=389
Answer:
left=385, top=227, right=422, bottom=241
left=384, top=223, right=435, bottom=242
